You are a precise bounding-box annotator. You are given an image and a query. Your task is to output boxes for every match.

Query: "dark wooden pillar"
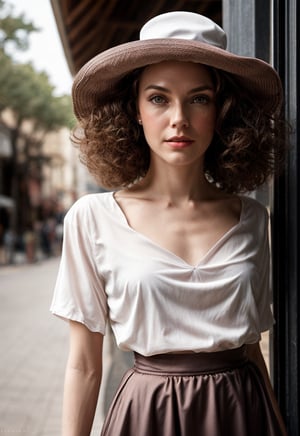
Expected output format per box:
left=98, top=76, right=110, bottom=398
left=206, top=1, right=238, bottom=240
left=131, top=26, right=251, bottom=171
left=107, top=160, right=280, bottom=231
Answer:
left=223, top=1, right=300, bottom=433
left=272, top=0, right=300, bottom=434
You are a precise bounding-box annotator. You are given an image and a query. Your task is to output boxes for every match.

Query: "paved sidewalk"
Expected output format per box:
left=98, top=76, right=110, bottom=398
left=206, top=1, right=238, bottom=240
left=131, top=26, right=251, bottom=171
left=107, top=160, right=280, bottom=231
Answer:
left=0, top=258, right=66, bottom=435
left=0, top=258, right=115, bottom=436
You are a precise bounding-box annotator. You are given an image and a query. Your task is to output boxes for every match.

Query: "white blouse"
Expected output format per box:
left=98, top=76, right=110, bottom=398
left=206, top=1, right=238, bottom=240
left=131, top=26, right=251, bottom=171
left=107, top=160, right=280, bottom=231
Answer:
left=50, top=192, right=273, bottom=356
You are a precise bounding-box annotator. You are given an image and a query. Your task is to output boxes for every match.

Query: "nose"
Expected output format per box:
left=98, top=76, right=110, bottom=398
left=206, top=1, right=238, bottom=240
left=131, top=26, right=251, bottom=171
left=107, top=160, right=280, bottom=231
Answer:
left=170, top=103, right=189, bottom=129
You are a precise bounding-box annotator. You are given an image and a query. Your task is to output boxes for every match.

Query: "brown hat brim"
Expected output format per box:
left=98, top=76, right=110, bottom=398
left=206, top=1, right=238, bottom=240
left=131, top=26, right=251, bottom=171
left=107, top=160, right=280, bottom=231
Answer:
left=72, top=38, right=283, bottom=120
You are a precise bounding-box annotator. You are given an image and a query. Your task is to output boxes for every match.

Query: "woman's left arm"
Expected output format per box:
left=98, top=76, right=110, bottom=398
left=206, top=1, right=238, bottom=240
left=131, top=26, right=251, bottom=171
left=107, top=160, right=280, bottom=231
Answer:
left=246, top=342, right=287, bottom=436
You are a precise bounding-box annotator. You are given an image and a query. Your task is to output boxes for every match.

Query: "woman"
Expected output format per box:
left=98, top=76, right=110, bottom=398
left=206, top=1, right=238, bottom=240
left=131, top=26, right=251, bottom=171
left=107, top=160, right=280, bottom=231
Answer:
left=51, top=11, right=287, bottom=436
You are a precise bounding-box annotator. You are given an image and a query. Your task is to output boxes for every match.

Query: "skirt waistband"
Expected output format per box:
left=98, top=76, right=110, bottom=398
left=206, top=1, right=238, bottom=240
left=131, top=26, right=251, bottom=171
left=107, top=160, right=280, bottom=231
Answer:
left=134, top=346, right=248, bottom=375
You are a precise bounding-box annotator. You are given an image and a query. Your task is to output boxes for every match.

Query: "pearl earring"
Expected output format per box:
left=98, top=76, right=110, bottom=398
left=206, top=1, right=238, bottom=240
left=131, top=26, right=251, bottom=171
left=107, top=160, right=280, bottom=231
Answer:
left=138, top=119, right=142, bottom=125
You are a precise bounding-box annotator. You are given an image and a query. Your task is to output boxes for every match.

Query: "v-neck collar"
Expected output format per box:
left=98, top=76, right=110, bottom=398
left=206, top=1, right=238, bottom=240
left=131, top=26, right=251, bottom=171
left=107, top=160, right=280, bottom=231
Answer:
left=110, top=191, right=244, bottom=268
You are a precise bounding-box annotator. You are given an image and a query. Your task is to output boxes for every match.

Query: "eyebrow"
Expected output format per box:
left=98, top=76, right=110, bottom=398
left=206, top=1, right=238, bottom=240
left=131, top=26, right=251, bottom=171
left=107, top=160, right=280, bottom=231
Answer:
left=143, top=84, right=215, bottom=93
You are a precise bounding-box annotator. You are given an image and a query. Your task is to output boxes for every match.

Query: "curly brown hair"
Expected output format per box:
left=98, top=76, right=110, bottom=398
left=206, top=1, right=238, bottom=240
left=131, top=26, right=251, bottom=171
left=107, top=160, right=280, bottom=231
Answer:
left=73, top=66, right=287, bottom=193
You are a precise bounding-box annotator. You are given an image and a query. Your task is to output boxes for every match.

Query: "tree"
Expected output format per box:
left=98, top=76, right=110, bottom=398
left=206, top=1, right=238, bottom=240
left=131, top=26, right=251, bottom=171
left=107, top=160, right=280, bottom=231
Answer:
left=0, top=0, right=37, bottom=53
left=0, top=59, right=74, bottom=129
left=0, top=0, right=74, bottom=130
left=0, top=0, right=75, bottom=238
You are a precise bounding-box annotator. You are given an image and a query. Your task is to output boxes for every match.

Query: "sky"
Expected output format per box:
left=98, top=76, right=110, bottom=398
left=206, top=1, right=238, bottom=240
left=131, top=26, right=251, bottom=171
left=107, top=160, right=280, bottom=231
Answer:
left=6, top=0, right=73, bottom=95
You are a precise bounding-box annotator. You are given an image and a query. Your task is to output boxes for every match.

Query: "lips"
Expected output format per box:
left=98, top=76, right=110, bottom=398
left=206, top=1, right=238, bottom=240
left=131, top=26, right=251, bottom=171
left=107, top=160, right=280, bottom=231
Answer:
left=165, top=136, right=194, bottom=148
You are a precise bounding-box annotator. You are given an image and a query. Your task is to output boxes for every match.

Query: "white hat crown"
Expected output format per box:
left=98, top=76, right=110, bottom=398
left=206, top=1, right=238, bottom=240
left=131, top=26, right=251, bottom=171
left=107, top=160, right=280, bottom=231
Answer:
left=140, top=11, right=227, bottom=50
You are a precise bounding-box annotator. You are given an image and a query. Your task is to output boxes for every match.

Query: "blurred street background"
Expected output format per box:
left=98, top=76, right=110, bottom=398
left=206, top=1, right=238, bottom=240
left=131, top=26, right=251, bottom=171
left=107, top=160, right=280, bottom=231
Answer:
left=0, top=258, right=68, bottom=435
left=0, top=0, right=103, bottom=269
left=0, top=257, right=134, bottom=435
left=0, top=1, right=125, bottom=434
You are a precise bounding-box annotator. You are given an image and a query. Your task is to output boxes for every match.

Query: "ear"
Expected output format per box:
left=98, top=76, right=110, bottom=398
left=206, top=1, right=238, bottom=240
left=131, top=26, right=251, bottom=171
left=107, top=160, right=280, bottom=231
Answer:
left=136, top=109, right=142, bottom=125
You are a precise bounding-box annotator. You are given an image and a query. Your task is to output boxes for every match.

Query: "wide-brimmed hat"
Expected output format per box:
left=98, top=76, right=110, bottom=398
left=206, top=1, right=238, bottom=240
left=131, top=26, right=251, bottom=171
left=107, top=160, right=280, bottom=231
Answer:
left=72, top=11, right=283, bottom=120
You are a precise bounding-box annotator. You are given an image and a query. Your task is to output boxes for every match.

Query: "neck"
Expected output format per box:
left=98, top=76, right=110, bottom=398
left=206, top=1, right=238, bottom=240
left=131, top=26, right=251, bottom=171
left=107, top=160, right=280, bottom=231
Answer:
left=137, top=160, right=214, bottom=204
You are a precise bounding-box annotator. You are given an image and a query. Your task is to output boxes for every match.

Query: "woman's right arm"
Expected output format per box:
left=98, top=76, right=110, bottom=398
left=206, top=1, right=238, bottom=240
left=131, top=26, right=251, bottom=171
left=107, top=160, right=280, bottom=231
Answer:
left=62, top=320, right=103, bottom=436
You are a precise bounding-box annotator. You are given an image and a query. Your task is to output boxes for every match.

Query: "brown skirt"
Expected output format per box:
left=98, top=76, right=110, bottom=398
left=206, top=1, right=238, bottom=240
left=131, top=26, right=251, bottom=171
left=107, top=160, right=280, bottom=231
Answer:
left=100, top=346, right=283, bottom=436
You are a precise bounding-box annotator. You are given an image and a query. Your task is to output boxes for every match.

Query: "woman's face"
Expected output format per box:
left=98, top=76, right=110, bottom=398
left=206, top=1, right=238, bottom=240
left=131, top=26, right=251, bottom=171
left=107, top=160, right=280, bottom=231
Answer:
left=137, top=61, right=216, bottom=169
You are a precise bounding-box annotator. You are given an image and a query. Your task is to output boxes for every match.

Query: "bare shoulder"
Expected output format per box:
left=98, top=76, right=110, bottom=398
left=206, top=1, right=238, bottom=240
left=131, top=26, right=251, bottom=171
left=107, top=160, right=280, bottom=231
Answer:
left=113, top=186, right=155, bottom=210
left=113, top=188, right=151, bottom=224
left=222, top=194, right=242, bottom=215
left=114, top=186, right=149, bottom=200
left=208, top=188, right=242, bottom=221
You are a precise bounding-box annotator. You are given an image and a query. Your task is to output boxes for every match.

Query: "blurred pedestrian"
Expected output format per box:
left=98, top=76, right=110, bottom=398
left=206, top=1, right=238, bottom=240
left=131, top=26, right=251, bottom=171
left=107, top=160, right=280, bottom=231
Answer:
left=51, top=11, right=287, bottom=436
left=40, top=219, right=53, bottom=257
left=54, top=204, right=65, bottom=255
left=3, top=228, right=15, bottom=264
left=24, top=225, right=37, bottom=263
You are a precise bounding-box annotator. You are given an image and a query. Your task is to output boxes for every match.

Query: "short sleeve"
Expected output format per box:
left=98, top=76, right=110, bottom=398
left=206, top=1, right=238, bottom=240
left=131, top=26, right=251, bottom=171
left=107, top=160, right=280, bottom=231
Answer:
left=253, top=207, right=274, bottom=332
left=50, top=199, right=108, bottom=334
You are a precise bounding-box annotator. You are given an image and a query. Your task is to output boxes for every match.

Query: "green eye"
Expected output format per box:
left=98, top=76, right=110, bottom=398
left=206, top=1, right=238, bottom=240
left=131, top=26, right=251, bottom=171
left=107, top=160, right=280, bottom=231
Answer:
left=192, top=95, right=210, bottom=104
left=150, top=95, right=166, bottom=104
